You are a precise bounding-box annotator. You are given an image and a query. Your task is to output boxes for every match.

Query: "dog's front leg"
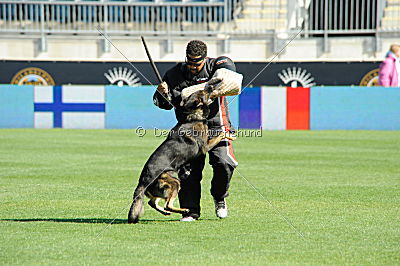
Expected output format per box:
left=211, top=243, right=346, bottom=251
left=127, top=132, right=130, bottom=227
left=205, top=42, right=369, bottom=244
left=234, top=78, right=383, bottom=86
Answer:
left=205, top=131, right=236, bottom=152
left=205, top=132, right=225, bottom=152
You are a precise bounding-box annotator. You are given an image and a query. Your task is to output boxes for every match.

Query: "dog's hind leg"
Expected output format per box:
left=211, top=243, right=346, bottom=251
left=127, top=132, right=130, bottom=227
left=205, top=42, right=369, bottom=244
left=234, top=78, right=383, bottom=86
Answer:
left=164, top=182, right=190, bottom=214
left=148, top=195, right=172, bottom=216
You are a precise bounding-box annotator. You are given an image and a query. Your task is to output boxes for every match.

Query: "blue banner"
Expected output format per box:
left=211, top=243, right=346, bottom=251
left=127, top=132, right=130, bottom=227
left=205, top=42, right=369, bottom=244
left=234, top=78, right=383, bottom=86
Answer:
left=105, top=85, right=176, bottom=129
left=0, top=85, right=33, bottom=128
left=310, top=86, right=400, bottom=130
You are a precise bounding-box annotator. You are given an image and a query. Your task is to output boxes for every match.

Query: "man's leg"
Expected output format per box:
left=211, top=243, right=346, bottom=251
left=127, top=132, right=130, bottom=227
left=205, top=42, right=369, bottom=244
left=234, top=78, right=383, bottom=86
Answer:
left=209, top=139, right=237, bottom=218
left=210, top=162, right=235, bottom=200
left=178, top=154, right=206, bottom=219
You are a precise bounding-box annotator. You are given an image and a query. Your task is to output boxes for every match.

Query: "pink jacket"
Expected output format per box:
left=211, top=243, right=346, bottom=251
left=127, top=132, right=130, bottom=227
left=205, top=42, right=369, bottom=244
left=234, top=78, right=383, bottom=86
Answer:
left=378, top=53, right=398, bottom=87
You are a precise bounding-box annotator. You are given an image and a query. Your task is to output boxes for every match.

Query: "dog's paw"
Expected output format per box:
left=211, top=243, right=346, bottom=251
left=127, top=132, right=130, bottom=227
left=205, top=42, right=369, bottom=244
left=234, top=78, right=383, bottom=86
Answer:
left=161, top=209, right=173, bottom=215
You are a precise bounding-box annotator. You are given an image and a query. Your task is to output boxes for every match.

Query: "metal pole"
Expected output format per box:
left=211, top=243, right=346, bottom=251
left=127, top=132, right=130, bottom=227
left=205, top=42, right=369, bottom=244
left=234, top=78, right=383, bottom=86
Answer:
left=223, top=0, right=230, bottom=52
left=324, top=0, right=328, bottom=52
left=224, top=0, right=228, bottom=35
left=375, top=0, right=381, bottom=53
left=40, top=3, right=47, bottom=52
left=103, top=2, right=110, bottom=53
left=304, top=0, right=309, bottom=38
left=166, top=4, right=173, bottom=53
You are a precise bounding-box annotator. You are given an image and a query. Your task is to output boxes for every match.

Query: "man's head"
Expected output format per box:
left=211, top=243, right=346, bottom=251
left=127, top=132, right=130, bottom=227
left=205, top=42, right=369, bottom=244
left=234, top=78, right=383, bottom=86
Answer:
left=390, top=44, right=400, bottom=57
left=186, top=40, right=207, bottom=75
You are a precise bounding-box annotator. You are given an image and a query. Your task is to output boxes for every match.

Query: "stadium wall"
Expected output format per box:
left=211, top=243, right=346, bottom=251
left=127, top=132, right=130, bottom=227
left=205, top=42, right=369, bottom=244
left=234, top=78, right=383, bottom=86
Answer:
left=0, top=85, right=399, bottom=130
left=0, top=37, right=398, bottom=62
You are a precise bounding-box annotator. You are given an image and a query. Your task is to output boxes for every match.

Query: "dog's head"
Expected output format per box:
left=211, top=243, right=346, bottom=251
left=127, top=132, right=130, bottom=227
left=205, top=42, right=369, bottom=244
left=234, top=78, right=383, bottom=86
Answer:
left=180, top=90, right=210, bottom=121
left=182, top=90, right=209, bottom=109
left=180, top=77, right=222, bottom=109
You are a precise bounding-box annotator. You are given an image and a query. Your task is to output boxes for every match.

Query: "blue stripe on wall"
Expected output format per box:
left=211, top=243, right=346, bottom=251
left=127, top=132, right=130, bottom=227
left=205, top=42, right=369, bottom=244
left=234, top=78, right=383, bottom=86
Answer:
left=226, top=95, right=239, bottom=129
left=239, top=87, right=261, bottom=129
left=310, top=86, right=400, bottom=130
left=105, top=85, right=177, bottom=129
left=0, top=85, right=33, bottom=128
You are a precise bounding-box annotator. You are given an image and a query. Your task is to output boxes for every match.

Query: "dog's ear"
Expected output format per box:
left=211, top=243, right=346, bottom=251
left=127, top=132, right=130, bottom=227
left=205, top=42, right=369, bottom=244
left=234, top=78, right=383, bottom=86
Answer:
left=201, top=91, right=209, bottom=105
left=180, top=98, right=186, bottom=107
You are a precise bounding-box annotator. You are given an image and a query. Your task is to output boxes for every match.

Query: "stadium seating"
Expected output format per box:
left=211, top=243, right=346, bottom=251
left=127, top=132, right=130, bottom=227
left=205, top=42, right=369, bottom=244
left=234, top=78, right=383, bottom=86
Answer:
left=234, top=0, right=287, bottom=32
left=0, top=0, right=273, bottom=35
left=381, top=0, right=400, bottom=29
left=0, top=0, right=399, bottom=37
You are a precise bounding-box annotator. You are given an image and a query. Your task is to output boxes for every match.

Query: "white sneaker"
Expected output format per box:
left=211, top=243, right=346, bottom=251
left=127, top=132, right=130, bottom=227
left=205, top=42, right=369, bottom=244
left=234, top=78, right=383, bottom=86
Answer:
left=214, top=199, right=228, bottom=219
left=180, top=216, right=196, bottom=222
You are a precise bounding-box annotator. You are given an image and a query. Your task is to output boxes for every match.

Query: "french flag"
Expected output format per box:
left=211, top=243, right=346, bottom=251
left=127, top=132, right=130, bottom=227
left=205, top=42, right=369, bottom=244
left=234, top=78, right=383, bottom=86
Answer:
left=240, top=87, right=310, bottom=130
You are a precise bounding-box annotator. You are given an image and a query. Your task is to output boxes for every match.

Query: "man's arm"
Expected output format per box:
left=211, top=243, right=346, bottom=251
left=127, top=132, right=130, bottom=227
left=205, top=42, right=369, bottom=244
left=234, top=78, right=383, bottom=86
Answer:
left=213, top=56, right=236, bottom=72
left=208, top=56, right=242, bottom=98
left=153, top=76, right=174, bottom=110
left=180, top=57, right=241, bottom=102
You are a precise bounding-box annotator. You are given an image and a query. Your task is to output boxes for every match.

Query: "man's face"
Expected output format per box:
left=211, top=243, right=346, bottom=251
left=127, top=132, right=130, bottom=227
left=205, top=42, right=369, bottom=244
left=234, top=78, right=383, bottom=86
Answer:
left=186, top=55, right=206, bottom=75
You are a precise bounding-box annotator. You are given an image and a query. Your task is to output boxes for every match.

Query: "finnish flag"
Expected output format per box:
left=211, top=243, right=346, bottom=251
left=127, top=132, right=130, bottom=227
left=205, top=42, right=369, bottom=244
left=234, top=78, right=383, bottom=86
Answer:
left=34, top=86, right=105, bottom=129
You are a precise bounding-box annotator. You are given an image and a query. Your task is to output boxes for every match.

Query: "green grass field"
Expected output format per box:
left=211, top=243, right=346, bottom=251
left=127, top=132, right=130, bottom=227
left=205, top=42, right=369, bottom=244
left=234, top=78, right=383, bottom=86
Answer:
left=1, top=129, right=399, bottom=265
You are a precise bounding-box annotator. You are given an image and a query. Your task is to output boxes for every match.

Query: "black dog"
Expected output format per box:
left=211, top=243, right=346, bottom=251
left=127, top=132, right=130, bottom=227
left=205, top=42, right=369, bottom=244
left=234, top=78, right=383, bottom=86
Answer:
left=128, top=89, right=234, bottom=223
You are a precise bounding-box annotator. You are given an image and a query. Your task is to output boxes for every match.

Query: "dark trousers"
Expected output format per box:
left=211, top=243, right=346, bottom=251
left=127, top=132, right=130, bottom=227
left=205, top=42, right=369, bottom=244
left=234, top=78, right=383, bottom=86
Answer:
left=178, top=139, right=238, bottom=218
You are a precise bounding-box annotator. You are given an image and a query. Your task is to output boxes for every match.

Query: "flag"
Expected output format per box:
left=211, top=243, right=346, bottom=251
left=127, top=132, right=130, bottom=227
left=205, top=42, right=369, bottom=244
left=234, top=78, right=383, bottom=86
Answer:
left=34, top=86, right=105, bottom=129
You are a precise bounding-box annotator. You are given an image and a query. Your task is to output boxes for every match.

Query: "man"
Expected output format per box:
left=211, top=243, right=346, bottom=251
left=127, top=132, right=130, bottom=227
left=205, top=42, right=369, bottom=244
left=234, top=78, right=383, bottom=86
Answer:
left=378, top=44, right=400, bottom=87
left=153, top=40, right=238, bottom=221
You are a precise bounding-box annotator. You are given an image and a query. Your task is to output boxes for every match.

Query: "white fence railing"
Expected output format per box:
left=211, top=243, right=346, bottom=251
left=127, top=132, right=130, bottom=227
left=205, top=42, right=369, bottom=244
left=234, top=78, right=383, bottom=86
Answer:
left=0, top=0, right=399, bottom=38
left=0, top=0, right=239, bottom=36
left=289, top=0, right=400, bottom=33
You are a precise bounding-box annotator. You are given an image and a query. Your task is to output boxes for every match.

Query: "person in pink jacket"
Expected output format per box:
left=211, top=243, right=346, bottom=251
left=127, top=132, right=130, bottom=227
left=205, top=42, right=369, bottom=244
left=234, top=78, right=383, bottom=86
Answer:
left=378, top=44, right=400, bottom=87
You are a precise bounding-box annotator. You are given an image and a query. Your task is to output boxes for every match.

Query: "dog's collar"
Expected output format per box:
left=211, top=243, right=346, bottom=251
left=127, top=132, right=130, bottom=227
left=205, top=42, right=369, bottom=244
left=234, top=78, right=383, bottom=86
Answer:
left=183, top=118, right=207, bottom=123
left=181, top=109, right=207, bottom=123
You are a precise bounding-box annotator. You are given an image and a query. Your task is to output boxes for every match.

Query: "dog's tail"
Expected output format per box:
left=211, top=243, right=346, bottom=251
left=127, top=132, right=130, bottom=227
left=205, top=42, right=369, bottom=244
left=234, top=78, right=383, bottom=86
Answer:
left=128, top=185, right=145, bottom=224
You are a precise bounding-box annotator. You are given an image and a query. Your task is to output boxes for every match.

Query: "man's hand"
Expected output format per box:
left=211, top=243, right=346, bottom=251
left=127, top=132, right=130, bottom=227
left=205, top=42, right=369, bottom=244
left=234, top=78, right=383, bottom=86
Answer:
left=157, top=81, right=169, bottom=95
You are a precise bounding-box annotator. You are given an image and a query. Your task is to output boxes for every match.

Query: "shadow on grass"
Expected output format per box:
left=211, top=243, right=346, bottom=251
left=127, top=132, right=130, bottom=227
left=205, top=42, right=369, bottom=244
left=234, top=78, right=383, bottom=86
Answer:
left=0, top=218, right=179, bottom=224
left=0, top=217, right=216, bottom=224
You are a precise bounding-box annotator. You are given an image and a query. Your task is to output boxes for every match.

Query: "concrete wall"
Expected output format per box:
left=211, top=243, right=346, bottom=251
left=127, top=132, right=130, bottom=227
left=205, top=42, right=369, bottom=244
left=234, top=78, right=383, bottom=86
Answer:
left=0, top=36, right=398, bottom=62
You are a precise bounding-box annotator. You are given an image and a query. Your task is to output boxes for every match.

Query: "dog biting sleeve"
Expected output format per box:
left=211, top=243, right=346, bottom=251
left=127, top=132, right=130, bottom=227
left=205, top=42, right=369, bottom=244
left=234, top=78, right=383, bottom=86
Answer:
left=180, top=83, right=207, bottom=100
left=180, top=69, right=243, bottom=103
